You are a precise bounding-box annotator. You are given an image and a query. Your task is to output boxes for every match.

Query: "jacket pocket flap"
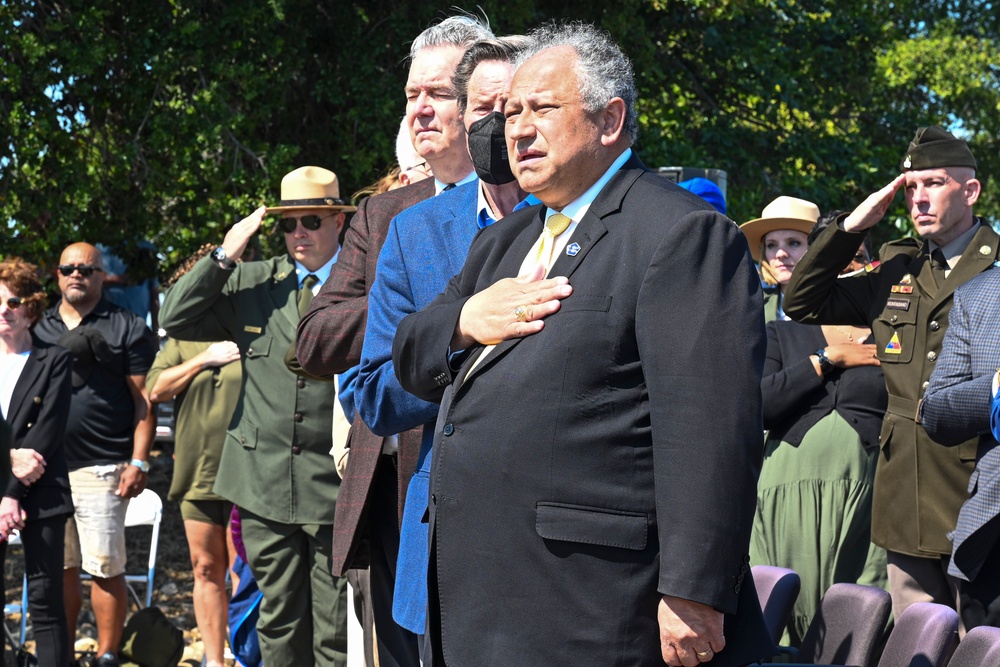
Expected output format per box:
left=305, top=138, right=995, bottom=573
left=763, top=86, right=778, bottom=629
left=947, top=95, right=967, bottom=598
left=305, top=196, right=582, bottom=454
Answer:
left=535, top=502, right=648, bottom=550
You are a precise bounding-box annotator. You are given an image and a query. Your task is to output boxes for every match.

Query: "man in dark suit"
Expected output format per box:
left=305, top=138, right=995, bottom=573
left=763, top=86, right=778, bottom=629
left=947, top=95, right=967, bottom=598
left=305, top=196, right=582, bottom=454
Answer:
left=393, top=22, right=771, bottom=667
left=294, top=15, right=493, bottom=667
left=161, top=166, right=352, bottom=666
left=921, top=268, right=1000, bottom=629
left=784, top=126, right=1000, bottom=623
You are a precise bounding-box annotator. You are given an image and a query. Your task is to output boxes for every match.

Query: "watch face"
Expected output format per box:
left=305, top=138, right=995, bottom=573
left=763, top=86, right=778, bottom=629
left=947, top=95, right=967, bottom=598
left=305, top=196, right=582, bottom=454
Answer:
left=212, top=247, right=226, bottom=262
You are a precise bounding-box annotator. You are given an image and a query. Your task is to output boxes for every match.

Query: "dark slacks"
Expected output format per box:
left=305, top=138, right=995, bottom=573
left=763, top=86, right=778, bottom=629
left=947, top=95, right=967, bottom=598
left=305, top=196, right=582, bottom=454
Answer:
left=369, top=458, right=420, bottom=667
left=240, top=509, right=348, bottom=666
left=0, top=514, right=70, bottom=667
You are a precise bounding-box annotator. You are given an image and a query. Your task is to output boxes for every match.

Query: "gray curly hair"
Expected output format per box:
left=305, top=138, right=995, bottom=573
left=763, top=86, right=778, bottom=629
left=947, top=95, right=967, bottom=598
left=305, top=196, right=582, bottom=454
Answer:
left=517, top=21, right=637, bottom=143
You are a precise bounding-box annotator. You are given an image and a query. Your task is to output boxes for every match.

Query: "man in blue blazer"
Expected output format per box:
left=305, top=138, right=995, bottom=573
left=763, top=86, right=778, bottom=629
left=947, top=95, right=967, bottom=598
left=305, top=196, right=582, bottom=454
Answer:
left=921, top=267, right=1000, bottom=628
left=357, top=37, right=535, bottom=653
left=393, top=22, right=772, bottom=667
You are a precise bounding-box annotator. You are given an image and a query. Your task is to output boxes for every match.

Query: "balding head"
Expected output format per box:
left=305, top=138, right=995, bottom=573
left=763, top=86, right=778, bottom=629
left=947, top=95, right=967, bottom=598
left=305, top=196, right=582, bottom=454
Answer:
left=57, top=242, right=105, bottom=307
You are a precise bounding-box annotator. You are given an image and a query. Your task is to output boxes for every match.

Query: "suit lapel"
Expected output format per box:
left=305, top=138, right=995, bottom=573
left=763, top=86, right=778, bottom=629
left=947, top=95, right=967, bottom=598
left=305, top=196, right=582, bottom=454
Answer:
left=7, top=345, right=45, bottom=427
left=462, top=157, right=645, bottom=383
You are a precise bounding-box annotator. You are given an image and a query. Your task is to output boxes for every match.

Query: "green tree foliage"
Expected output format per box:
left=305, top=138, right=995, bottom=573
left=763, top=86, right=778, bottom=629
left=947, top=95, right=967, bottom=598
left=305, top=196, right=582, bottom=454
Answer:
left=2, top=0, right=998, bottom=275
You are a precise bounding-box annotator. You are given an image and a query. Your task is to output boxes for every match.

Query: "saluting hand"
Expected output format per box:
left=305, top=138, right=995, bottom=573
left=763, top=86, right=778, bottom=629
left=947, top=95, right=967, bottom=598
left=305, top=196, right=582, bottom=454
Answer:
left=843, top=174, right=906, bottom=233
left=221, top=206, right=267, bottom=262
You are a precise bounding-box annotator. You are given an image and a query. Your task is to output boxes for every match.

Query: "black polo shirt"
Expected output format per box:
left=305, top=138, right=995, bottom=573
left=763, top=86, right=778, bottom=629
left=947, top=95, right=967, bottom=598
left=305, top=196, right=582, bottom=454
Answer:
left=34, top=298, right=155, bottom=469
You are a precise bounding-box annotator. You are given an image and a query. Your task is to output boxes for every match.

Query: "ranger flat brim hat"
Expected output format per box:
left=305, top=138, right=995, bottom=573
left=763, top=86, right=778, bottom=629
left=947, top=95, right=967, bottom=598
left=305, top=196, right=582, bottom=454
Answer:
left=901, top=125, right=977, bottom=171
left=265, top=166, right=357, bottom=213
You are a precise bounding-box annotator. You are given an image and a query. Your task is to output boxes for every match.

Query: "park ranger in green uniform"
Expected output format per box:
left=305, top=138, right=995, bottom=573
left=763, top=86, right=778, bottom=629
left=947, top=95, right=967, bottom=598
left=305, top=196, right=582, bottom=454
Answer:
left=784, top=126, right=1000, bottom=624
left=161, top=167, right=354, bottom=666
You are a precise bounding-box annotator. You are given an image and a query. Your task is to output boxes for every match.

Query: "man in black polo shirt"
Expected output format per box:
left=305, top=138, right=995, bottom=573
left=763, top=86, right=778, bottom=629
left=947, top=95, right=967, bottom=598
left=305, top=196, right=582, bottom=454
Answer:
left=34, top=242, right=156, bottom=667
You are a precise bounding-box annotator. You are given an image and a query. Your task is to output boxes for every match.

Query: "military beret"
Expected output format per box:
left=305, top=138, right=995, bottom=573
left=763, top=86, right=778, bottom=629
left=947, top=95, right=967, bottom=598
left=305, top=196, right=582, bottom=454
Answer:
left=900, top=125, right=977, bottom=171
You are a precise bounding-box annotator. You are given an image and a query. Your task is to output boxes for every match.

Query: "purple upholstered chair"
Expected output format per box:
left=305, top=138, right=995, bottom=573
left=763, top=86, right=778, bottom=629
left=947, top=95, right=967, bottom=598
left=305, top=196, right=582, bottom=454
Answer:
left=795, top=583, right=892, bottom=666
left=946, top=625, right=1000, bottom=667
left=877, top=602, right=958, bottom=667
left=753, top=565, right=802, bottom=645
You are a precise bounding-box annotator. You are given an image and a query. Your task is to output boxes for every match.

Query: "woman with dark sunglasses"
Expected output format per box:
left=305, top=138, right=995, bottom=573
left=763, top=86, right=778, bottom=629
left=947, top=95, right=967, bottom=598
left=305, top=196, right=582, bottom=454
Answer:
left=0, top=257, right=74, bottom=666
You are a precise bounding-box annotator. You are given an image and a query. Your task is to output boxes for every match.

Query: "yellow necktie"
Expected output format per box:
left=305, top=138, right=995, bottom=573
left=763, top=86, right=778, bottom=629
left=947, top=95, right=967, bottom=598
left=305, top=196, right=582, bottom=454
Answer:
left=536, top=213, right=572, bottom=267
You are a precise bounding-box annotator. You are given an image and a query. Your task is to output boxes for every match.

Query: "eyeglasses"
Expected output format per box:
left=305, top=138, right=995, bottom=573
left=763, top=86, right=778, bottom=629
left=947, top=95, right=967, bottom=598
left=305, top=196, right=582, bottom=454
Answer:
left=853, top=253, right=869, bottom=264
left=58, top=264, right=103, bottom=277
left=3, top=297, right=23, bottom=309
left=403, top=161, right=430, bottom=174
left=279, top=215, right=334, bottom=234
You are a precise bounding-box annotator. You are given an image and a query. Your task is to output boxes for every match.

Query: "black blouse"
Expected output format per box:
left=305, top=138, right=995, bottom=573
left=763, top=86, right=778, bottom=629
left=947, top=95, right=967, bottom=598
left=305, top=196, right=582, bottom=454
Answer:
left=762, top=319, right=887, bottom=450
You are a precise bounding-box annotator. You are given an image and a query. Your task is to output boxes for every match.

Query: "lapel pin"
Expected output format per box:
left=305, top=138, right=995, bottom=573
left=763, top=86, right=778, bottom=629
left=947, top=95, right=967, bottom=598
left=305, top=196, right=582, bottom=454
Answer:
left=276, top=271, right=287, bottom=281
left=566, top=242, right=581, bottom=256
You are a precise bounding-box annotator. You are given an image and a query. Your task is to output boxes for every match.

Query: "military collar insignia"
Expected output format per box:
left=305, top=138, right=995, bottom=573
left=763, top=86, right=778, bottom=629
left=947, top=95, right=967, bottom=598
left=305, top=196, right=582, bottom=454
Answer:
left=275, top=271, right=288, bottom=282
left=899, top=274, right=912, bottom=284
left=980, top=245, right=992, bottom=255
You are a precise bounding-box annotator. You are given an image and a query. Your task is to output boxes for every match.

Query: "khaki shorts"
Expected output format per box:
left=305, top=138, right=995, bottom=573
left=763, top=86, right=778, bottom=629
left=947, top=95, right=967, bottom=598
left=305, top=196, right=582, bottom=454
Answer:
left=180, top=499, right=233, bottom=526
left=64, top=462, right=131, bottom=578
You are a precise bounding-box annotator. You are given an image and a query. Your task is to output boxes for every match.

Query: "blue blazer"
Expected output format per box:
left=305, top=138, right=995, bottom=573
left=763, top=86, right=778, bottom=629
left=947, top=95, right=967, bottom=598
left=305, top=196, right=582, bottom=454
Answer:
left=356, top=180, right=484, bottom=633
left=922, top=267, right=1000, bottom=581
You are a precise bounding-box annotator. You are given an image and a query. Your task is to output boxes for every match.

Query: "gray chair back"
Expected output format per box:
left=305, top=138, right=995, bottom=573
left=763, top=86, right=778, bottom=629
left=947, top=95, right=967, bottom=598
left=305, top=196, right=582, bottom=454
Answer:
left=753, top=565, right=801, bottom=645
left=946, top=625, right=1000, bottom=667
left=798, top=583, right=892, bottom=667
left=878, top=602, right=958, bottom=667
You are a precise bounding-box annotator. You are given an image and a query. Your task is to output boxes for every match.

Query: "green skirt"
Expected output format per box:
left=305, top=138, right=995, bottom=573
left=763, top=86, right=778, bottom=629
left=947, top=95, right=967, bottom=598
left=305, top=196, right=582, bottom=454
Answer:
left=751, top=411, right=888, bottom=646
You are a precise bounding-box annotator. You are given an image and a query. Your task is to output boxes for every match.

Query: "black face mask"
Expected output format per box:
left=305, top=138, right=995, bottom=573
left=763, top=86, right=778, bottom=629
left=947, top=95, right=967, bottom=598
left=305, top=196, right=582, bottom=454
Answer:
left=467, top=111, right=515, bottom=185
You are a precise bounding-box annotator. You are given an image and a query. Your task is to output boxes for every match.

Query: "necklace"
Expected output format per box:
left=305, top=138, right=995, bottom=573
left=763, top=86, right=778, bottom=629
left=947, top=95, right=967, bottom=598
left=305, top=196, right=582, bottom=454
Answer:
left=833, top=325, right=870, bottom=342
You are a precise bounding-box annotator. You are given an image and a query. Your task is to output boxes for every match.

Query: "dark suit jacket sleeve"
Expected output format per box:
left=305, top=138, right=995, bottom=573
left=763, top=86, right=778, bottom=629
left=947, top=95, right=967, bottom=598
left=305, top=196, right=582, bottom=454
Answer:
left=5, top=344, right=73, bottom=500
left=921, top=287, right=993, bottom=445
left=393, top=268, right=475, bottom=404
left=761, top=322, right=824, bottom=429
left=159, top=256, right=237, bottom=342
left=783, top=221, right=880, bottom=326
left=637, top=212, right=766, bottom=612
left=357, top=219, right=440, bottom=437
left=296, top=195, right=373, bottom=378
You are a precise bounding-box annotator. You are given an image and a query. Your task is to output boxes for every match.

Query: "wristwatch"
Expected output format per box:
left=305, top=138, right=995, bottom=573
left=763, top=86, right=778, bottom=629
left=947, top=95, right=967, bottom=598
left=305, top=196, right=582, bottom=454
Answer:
left=211, top=246, right=235, bottom=269
left=130, top=458, right=151, bottom=473
left=815, top=348, right=834, bottom=375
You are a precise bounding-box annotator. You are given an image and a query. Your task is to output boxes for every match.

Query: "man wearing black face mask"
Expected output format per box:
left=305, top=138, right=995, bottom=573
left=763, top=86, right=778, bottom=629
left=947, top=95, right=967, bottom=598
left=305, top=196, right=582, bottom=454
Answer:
left=354, top=36, right=534, bottom=660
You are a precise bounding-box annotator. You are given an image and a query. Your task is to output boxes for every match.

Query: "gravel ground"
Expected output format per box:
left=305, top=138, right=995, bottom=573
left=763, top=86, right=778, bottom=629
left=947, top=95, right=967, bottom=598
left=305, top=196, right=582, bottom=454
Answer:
left=3, top=444, right=220, bottom=666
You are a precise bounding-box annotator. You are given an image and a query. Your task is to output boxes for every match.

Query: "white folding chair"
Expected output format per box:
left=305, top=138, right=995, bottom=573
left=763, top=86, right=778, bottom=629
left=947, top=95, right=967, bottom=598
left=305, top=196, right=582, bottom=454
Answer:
left=79, top=488, right=163, bottom=608
left=2, top=530, right=28, bottom=647
left=123, top=488, right=163, bottom=608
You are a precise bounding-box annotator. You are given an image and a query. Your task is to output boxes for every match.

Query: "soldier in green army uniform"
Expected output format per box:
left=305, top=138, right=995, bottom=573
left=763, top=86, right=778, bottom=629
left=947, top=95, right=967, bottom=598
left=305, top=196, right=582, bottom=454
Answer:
left=161, top=167, right=354, bottom=666
left=784, top=127, right=1000, bottom=623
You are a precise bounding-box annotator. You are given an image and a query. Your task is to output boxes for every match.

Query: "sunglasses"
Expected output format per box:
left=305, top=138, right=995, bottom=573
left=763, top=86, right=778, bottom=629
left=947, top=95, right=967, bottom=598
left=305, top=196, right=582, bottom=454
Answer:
left=278, top=215, right=334, bottom=234
left=3, top=296, right=23, bottom=309
left=58, top=264, right=103, bottom=277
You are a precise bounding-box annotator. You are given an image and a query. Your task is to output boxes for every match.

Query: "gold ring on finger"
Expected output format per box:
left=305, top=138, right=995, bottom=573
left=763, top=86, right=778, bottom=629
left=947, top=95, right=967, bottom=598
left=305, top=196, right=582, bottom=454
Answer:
left=514, top=305, right=528, bottom=322
left=696, top=649, right=713, bottom=658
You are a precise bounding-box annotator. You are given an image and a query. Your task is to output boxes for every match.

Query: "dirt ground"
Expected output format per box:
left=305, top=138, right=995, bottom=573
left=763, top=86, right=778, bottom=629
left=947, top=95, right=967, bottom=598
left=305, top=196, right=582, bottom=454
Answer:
left=3, top=443, right=217, bottom=666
